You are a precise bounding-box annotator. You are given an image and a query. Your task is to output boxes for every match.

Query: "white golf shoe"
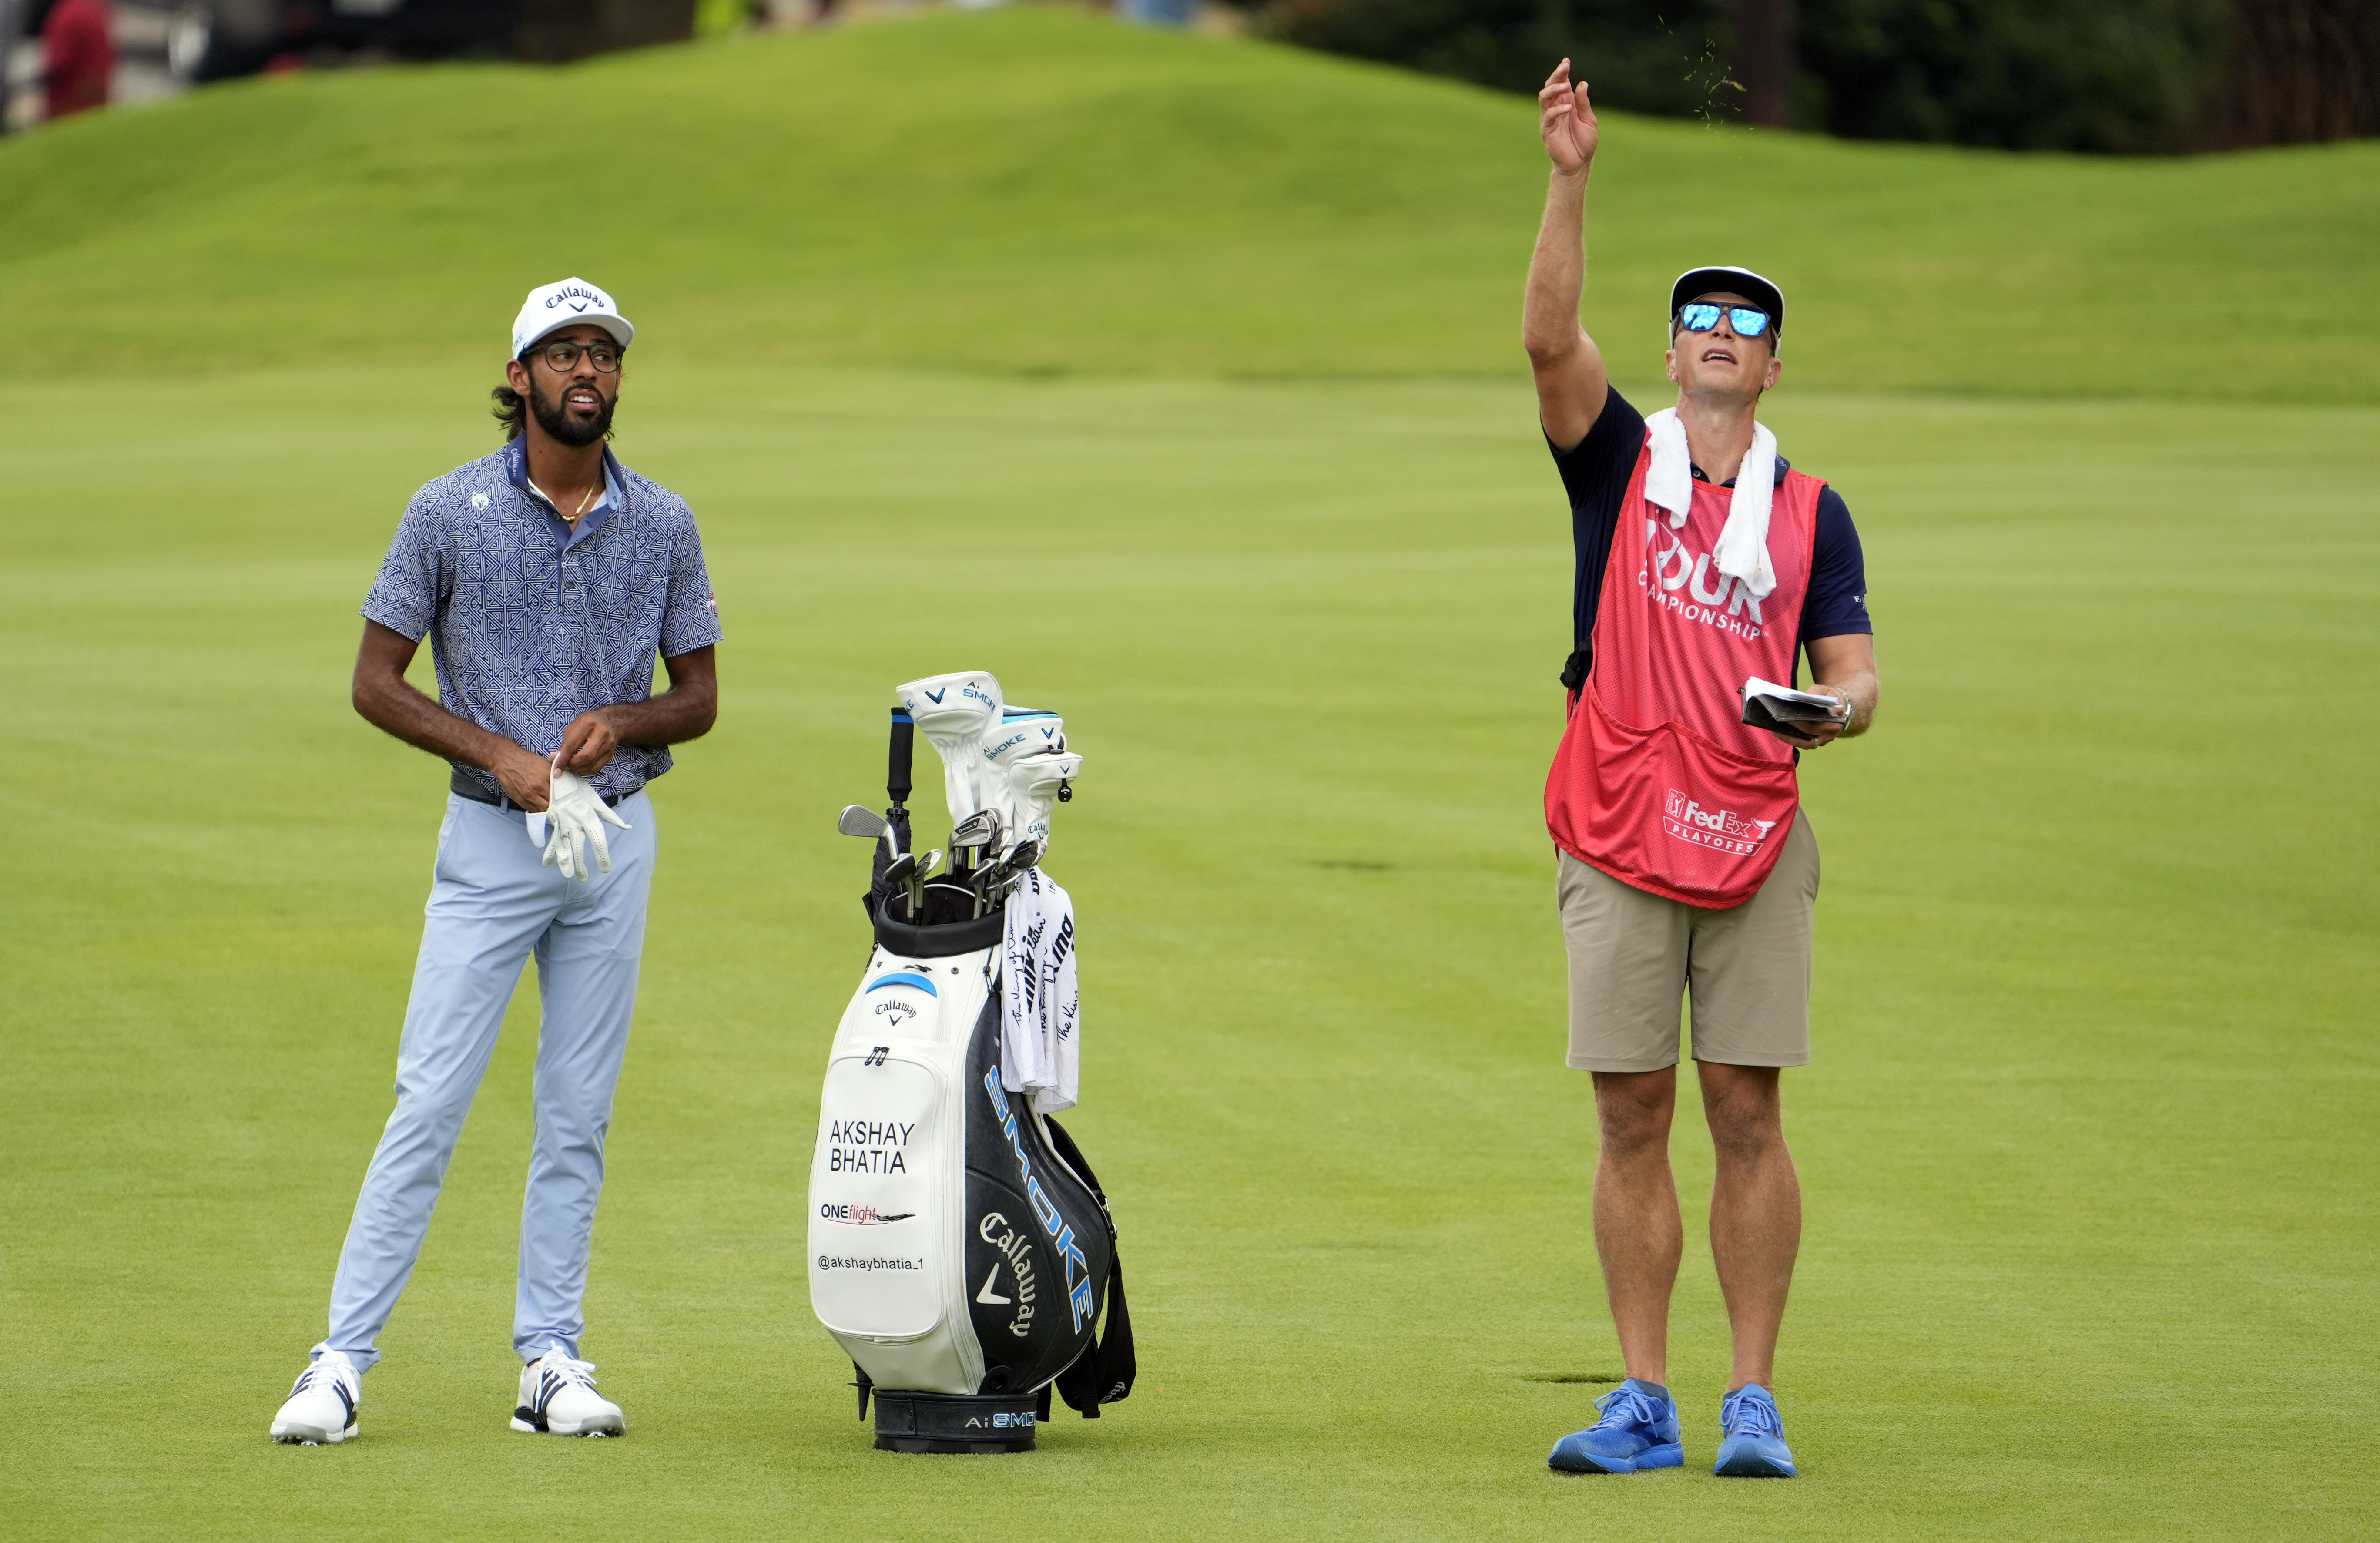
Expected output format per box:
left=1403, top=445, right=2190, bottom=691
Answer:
left=270, top=1352, right=362, bottom=1445
left=512, top=1350, right=626, bottom=1437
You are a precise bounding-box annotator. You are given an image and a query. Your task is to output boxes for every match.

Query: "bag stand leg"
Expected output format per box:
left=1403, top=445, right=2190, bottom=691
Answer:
left=870, top=1390, right=1040, bottom=1454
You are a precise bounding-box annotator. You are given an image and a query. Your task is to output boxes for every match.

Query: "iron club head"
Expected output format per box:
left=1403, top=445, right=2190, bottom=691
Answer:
left=971, top=837, right=1040, bottom=913
left=949, top=809, right=1002, bottom=852
left=837, top=804, right=889, bottom=840
left=884, top=849, right=943, bottom=886
left=949, top=812, right=1003, bottom=883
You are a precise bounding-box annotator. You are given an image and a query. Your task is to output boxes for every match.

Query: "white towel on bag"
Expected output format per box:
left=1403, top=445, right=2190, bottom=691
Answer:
left=999, top=868, right=1079, bottom=1114
left=1643, top=406, right=1779, bottom=600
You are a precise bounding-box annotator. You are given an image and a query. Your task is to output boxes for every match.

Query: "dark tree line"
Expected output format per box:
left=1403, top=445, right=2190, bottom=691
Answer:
left=1249, top=0, right=2380, bottom=152
left=2188, top=0, right=2379, bottom=147
left=519, top=0, right=697, bottom=63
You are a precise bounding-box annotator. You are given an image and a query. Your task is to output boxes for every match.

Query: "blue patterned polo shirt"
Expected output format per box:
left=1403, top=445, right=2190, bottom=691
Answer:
left=362, top=439, right=724, bottom=802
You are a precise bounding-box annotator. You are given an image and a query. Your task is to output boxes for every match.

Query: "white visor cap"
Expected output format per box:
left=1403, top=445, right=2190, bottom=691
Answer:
left=510, top=277, right=635, bottom=360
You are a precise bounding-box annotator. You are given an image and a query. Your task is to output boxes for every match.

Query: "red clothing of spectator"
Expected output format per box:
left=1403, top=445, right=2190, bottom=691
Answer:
left=43, top=0, right=114, bottom=121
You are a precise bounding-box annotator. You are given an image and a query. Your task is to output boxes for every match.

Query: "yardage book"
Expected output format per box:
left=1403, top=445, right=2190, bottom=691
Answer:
left=1740, top=676, right=1849, bottom=741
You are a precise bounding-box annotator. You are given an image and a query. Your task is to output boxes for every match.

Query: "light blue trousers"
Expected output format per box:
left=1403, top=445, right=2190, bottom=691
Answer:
left=316, top=790, right=656, bottom=1372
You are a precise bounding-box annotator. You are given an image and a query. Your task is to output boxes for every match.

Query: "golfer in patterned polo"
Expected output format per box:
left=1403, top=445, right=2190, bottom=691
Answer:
left=269, top=278, right=723, bottom=1445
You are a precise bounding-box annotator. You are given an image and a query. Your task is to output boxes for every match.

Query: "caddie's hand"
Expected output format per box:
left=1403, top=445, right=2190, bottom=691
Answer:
left=491, top=743, right=554, bottom=811
left=540, top=758, right=632, bottom=882
left=1789, top=688, right=1856, bottom=748
left=558, top=710, right=619, bottom=776
left=1540, top=59, right=1598, bottom=175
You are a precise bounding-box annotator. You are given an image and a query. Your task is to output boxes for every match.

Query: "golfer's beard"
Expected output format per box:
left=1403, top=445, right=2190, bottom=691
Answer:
left=531, top=379, right=615, bottom=446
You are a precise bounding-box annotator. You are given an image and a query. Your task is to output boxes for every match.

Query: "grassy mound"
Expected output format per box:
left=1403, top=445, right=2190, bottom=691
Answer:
left=1, top=5, right=2372, bottom=399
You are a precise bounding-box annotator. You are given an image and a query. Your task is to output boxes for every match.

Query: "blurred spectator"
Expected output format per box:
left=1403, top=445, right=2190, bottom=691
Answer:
left=41, top=0, right=110, bottom=118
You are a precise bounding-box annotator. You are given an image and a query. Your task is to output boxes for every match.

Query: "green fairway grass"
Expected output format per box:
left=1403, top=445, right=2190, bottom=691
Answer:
left=2, top=9, right=2376, bottom=1542
left=4, top=364, right=2373, bottom=1540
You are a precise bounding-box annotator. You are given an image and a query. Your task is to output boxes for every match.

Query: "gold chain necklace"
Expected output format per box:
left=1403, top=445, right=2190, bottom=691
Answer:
left=529, top=474, right=601, bottom=525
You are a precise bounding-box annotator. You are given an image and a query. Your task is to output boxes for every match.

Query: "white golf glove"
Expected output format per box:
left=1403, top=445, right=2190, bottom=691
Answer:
left=540, top=763, right=630, bottom=882
left=897, top=671, right=1002, bottom=829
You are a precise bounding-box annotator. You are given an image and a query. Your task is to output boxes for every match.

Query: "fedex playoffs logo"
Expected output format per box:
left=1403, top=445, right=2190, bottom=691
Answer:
left=1639, top=519, right=1764, bottom=640
left=1663, top=788, right=1775, bottom=856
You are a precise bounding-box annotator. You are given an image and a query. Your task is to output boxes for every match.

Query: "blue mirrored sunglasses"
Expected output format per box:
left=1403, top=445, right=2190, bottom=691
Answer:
left=1676, top=302, right=1773, bottom=339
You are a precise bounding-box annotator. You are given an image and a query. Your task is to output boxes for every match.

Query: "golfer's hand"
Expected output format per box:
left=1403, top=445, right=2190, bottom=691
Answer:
left=491, top=743, right=554, bottom=811
left=558, top=710, right=619, bottom=775
left=1540, top=60, right=1598, bottom=175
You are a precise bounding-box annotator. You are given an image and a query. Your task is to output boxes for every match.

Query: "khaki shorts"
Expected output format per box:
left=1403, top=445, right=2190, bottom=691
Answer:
left=1557, top=812, right=1819, bottom=1073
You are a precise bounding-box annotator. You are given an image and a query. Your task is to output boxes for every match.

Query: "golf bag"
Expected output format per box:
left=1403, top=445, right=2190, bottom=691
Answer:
left=807, top=691, right=1133, bottom=1454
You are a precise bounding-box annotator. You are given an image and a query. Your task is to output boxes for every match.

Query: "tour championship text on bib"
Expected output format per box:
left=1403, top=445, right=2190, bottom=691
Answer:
left=1545, top=436, right=1823, bottom=908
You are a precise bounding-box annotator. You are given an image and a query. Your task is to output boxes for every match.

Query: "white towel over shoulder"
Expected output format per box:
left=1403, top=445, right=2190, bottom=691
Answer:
left=1643, top=406, right=1778, bottom=600
left=999, top=868, right=1079, bottom=1114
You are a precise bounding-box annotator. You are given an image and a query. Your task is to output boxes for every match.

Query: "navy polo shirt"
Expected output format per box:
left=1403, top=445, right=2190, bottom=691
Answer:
left=361, top=439, right=724, bottom=803
left=1551, top=386, right=1871, bottom=669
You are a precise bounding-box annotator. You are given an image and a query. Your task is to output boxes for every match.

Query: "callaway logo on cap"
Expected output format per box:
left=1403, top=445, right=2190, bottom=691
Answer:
left=510, top=277, right=636, bottom=360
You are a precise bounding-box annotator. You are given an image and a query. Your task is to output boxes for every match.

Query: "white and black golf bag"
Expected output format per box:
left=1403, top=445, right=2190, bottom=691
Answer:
left=807, top=692, right=1133, bottom=1454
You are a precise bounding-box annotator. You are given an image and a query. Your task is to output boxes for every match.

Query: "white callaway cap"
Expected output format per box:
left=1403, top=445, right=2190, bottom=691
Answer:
left=510, top=276, right=635, bottom=359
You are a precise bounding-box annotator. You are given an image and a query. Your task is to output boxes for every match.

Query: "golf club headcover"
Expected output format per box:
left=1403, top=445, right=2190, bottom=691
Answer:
left=1004, top=750, right=1083, bottom=854
left=897, top=672, right=1003, bottom=829
left=980, top=709, right=1066, bottom=850
left=983, top=708, right=1066, bottom=765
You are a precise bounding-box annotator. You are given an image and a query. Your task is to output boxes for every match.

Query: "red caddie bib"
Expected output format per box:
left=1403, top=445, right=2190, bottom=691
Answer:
left=1544, top=433, right=1826, bottom=908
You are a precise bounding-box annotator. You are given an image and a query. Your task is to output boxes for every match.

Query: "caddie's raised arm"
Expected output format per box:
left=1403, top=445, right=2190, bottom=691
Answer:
left=1525, top=58, right=1610, bottom=453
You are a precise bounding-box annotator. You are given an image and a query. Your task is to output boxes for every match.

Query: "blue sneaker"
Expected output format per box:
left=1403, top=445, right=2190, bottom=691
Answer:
left=1713, top=1384, right=1796, bottom=1477
left=1548, top=1379, right=1683, bottom=1474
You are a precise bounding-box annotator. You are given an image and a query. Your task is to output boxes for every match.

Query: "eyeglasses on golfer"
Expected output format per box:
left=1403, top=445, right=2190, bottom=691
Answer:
left=1674, top=302, right=1774, bottom=339
left=530, top=338, right=623, bottom=373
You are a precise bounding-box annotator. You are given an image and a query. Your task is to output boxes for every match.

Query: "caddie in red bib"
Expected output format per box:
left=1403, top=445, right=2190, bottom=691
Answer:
left=1546, top=428, right=1826, bottom=905
left=1522, top=58, right=1880, bottom=1483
